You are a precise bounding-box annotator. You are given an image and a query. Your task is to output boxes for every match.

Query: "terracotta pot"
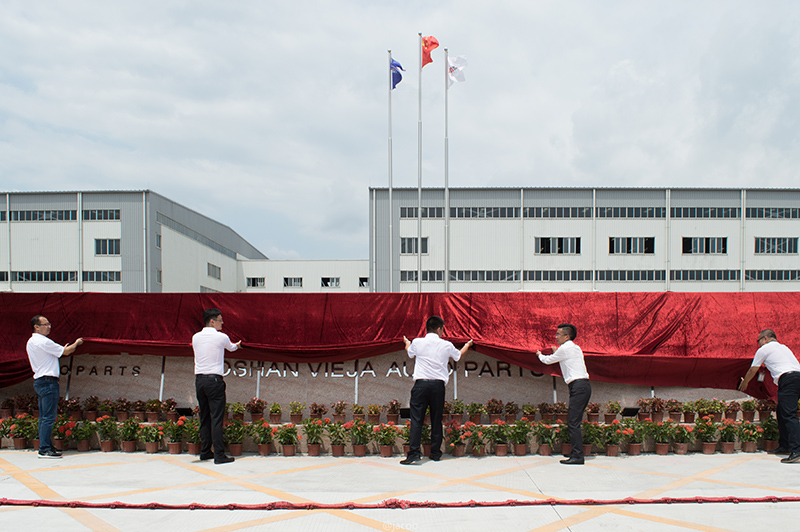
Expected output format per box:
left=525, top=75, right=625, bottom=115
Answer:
left=450, top=414, right=464, bottom=425
left=100, top=440, right=115, bottom=452
left=132, top=411, right=146, bottom=421
left=69, top=410, right=83, bottom=421
left=290, top=414, right=303, bottom=423
left=702, top=441, right=717, bottom=454
left=353, top=413, right=366, bottom=421
left=720, top=441, right=735, bottom=454
left=352, top=444, right=366, bottom=457
left=232, top=413, right=244, bottom=421
left=307, top=443, right=321, bottom=456
left=655, top=442, right=669, bottom=455
left=145, top=441, right=159, bottom=454
left=250, top=412, right=263, bottom=422
left=33, top=439, right=40, bottom=451
left=122, top=440, right=137, bottom=453
left=0, top=408, right=13, bottom=418
left=258, top=443, right=272, bottom=456
left=403, top=444, right=410, bottom=455
left=472, top=446, right=485, bottom=457
left=229, top=443, right=243, bottom=456
left=368, top=414, right=381, bottom=423
left=424, top=415, right=431, bottom=424
left=637, top=412, right=650, bottom=421
left=668, top=412, right=683, bottom=422
left=85, top=410, right=98, bottom=422
left=333, top=414, right=346, bottom=423
left=683, top=413, right=696, bottom=424
left=116, top=411, right=130, bottom=422
left=379, top=445, right=393, bottom=458
left=586, top=413, right=599, bottom=423
left=146, top=411, right=159, bottom=422
left=269, top=413, right=282, bottom=424
left=168, top=442, right=182, bottom=454
left=538, top=443, right=552, bottom=456
left=627, top=442, right=642, bottom=456
left=554, top=414, right=567, bottom=423
left=54, top=439, right=66, bottom=451
left=741, top=410, right=756, bottom=422
left=742, top=441, right=757, bottom=453
left=451, top=444, right=465, bottom=457
left=166, top=411, right=179, bottom=422
left=758, top=410, right=772, bottom=421
left=331, top=444, right=345, bottom=457
left=505, top=414, right=518, bottom=423
left=187, top=442, right=201, bottom=455
left=12, top=437, right=28, bottom=450
left=469, top=414, right=482, bottom=424
left=561, top=443, right=572, bottom=456
left=651, top=411, right=665, bottom=423
left=310, top=413, right=322, bottom=420
left=604, top=413, right=618, bottom=424
left=711, top=413, right=722, bottom=423
left=583, top=444, right=593, bottom=456
left=494, top=444, right=508, bottom=456
left=514, top=443, right=528, bottom=456
left=422, top=444, right=431, bottom=456
left=386, top=414, right=400, bottom=424
left=764, top=439, right=779, bottom=452
left=606, top=444, right=620, bottom=457
left=674, top=442, right=689, bottom=455
left=77, top=439, right=91, bottom=452
left=282, top=444, right=296, bottom=456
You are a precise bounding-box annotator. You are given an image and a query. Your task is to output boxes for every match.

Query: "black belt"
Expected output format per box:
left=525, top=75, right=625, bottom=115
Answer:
left=196, top=374, right=223, bottom=378
left=36, top=376, right=58, bottom=381
left=415, top=378, right=444, bottom=383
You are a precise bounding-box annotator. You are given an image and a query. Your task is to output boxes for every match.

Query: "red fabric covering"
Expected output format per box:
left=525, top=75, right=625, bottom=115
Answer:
left=2, top=292, right=795, bottom=398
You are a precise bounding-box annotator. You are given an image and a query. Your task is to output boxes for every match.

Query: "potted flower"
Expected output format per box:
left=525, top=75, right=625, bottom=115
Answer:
left=289, top=401, right=305, bottom=423
left=82, top=396, right=101, bottom=422
left=53, top=415, right=77, bottom=451
left=485, top=398, right=504, bottom=422
left=450, top=399, right=466, bottom=423
left=269, top=403, right=282, bottom=424
left=710, top=398, right=727, bottom=421
left=664, top=399, right=683, bottom=422
left=724, top=401, right=740, bottom=421
left=580, top=421, right=605, bottom=456
left=532, top=422, right=562, bottom=455
left=757, top=398, right=776, bottom=422
left=485, top=420, right=509, bottom=455
left=244, top=398, right=267, bottom=421
left=303, top=418, right=326, bottom=455
left=98, top=398, right=115, bottom=417
left=603, top=401, right=621, bottom=423
left=585, top=402, right=600, bottom=423
left=367, top=404, right=382, bottom=423
left=248, top=419, right=275, bottom=455
left=682, top=401, right=697, bottom=424
left=162, top=398, right=179, bottom=422
left=119, top=417, right=140, bottom=452
left=114, top=398, right=132, bottom=421
left=13, top=393, right=33, bottom=415
left=275, top=423, right=300, bottom=456
left=620, top=418, right=644, bottom=455
left=223, top=419, right=246, bottom=456
left=325, top=419, right=350, bottom=456
left=444, top=420, right=466, bottom=456
left=647, top=419, right=674, bottom=454
left=760, top=416, right=779, bottom=451
left=602, top=419, right=627, bottom=456
left=137, top=423, right=164, bottom=453
left=145, top=399, right=162, bottom=422
left=94, top=415, right=118, bottom=452
left=463, top=421, right=486, bottom=456
left=130, top=400, right=147, bottom=421
left=7, top=413, right=35, bottom=449
left=552, top=401, right=569, bottom=423
left=61, top=397, right=82, bottom=421
left=738, top=420, right=763, bottom=452
left=466, top=402, right=485, bottom=424
left=351, top=404, right=366, bottom=420
left=670, top=424, right=694, bottom=454
left=504, top=401, right=521, bottom=423
left=740, top=399, right=757, bottom=422
left=227, top=402, right=246, bottom=421
left=442, top=401, right=452, bottom=422
left=0, top=397, right=13, bottom=418
left=385, top=400, right=401, bottom=424
left=522, top=403, right=537, bottom=422
left=72, top=421, right=96, bottom=452
left=346, top=419, right=372, bottom=456
left=331, top=401, right=348, bottom=422
left=309, top=402, right=328, bottom=420
left=373, top=422, right=402, bottom=457
left=507, top=418, right=531, bottom=456
left=164, top=417, right=187, bottom=454
left=717, top=419, right=739, bottom=453
left=184, top=418, right=201, bottom=454
left=694, top=415, right=718, bottom=454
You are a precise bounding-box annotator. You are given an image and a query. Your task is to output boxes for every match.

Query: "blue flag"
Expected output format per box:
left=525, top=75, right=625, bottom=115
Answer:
left=390, top=59, right=405, bottom=90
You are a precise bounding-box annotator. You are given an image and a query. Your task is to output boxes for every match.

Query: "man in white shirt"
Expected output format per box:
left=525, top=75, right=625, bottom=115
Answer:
left=537, top=323, right=591, bottom=465
left=400, top=316, right=473, bottom=465
left=739, top=329, right=800, bottom=463
left=193, top=308, right=240, bottom=465
left=26, top=315, right=83, bottom=459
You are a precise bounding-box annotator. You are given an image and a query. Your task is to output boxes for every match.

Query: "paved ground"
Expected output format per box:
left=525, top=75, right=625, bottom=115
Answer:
left=1, top=447, right=799, bottom=532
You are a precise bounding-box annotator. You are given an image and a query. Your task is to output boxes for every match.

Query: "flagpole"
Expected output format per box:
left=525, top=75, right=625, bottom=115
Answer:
left=444, top=48, right=450, bottom=293
left=417, top=32, right=423, bottom=292
left=388, top=50, right=394, bottom=293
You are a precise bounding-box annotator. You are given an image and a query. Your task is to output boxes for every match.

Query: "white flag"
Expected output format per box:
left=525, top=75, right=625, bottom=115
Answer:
left=447, top=55, right=468, bottom=88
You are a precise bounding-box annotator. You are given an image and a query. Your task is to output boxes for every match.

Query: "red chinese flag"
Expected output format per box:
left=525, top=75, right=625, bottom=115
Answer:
left=422, top=36, right=439, bottom=68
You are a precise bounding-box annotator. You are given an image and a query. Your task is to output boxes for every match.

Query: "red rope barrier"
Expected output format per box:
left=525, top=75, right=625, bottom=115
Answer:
left=2, top=496, right=799, bottom=511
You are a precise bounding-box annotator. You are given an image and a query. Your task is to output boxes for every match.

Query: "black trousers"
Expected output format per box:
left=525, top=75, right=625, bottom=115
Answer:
left=777, top=372, right=800, bottom=452
left=407, top=379, right=445, bottom=459
left=196, top=374, right=227, bottom=459
left=567, top=379, right=592, bottom=459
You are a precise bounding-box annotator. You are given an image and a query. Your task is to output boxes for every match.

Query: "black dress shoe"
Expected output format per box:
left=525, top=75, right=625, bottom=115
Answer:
left=400, top=456, right=421, bottom=465
left=768, top=446, right=790, bottom=455
left=429, top=455, right=441, bottom=462
left=780, top=452, right=800, bottom=464
left=560, top=457, right=584, bottom=465
left=214, top=455, right=235, bottom=464
left=199, top=453, right=214, bottom=461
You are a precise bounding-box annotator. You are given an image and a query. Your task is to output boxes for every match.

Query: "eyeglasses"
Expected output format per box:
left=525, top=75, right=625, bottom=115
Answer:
left=37, top=322, right=52, bottom=327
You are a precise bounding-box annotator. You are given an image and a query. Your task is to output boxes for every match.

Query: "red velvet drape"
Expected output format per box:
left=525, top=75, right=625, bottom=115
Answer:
left=2, top=292, right=795, bottom=398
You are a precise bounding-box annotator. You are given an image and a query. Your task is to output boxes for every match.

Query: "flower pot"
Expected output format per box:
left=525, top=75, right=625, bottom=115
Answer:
left=668, top=412, right=682, bottom=422
left=651, top=411, right=665, bottom=422
left=146, top=411, right=159, bottom=423
left=702, top=441, right=717, bottom=454
left=269, top=413, right=282, bottom=423
left=422, top=444, right=431, bottom=456
left=604, top=413, right=618, bottom=424
left=229, top=443, right=243, bottom=456
left=424, top=414, right=431, bottom=424
left=450, top=414, right=464, bottom=425
left=166, top=411, right=179, bottom=422
left=674, top=442, right=689, bottom=455
left=307, top=443, right=321, bottom=456
left=168, top=442, right=182, bottom=454
left=368, top=414, right=381, bottom=423
left=54, top=439, right=66, bottom=451
left=352, top=444, right=366, bottom=457
left=100, top=440, right=115, bottom=452
left=583, top=444, right=593, bottom=456
left=282, top=444, right=296, bottom=456
left=554, top=414, right=567, bottom=423
left=132, top=411, right=146, bottom=421
left=683, top=413, right=695, bottom=424
left=145, top=441, right=159, bottom=453
left=310, top=413, right=322, bottom=420
left=353, top=413, right=366, bottom=421
left=494, top=444, right=509, bottom=456
left=33, top=439, right=40, bottom=451
left=711, top=413, right=722, bottom=423
left=637, top=412, right=650, bottom=421
left=12, top=437, right=28, bottom=450
left=627, top=443, right=642, bottom=456
left=85, top=410, right=98, bottom=422
left=331, top=444, right=345, bottom=457
left=742, top=441, right=757, bottom=453
left=586, top=413, right=599, bottom=423
left=561, top=443, right=572, bottom=456
left=290, top=414, right=303, bottom=423
left=403, top=444, right=410, bottom=454
left=758, top=410, right=772, bottom=421
left=116, top=411, right=130, bottom=422
left=505, top=414, right=518, bottom=423
left=333, top=414, right=346, bottom=423
left=0, top=408, right=13, bottom=418
left=514, top=443, right=528, bottom=456
left=187, top=442, right=201, bottom=455
left=538, top=444, right=552, bottom=456
left=386, top=414, right=400, bottom=424
left=451, top=444, right=465, bottom=457
left=655, top=442, right=669, bottom=455
left=469, top=414, right=482, bottom=424
left=258, top=443, right=272, bottom=456
left=606, top=444, right=620, bottom=457
left=250, top=412, right=263, bottom=422
left=379, top=445, right=393, bottom=458
left=741, top=410, right=756, bottom=422
left=472, top=446, right=485, bottom=457
left=764, top=439, right=779, bottom=452
left=720, top=441, right=735, bottom=454
left=77, top=439, right=91, bottom=452
left=122, top=440, right=137, bottom=453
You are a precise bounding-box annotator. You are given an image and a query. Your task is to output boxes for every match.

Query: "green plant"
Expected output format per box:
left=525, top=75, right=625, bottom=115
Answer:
left=331, top=401, right=348, bottom=415
left=94, top=415, right=119, bottom=440
left=484, top=420, right=509, bottom=444
left=161, top=398, right=178, bottom=413
left=145, top=399, right=162, bottom=413
left=444, top=421, right=465, bottom=450
left=718, top=419, right=738, bottom=443
left=664, top=399, right=683, bottom=412
left=275, top=423, right=300, bottom=445
left=82, top=395, right=100, bottom=411
left=647, top=419, right=675, bottom=444
left=738, top=420, right=764, bottom=442
left=504, top=401, right=521, bottom=416
left=325, top=420, right=350, bottom=445
left=7, top=413, right=36, bottom=439
left=693, top=415, right=718, bottom=442
left=248, top=420, right=275, bottom=444
left=619, top=418, right=645, bottom=443
left=54, top=415, right=77, bottom=440
left=245, top=398, right=267, bottom=414
left=223, top=419, right=246, bottom=444
left=400, top=421, right=412, bottom=444
left=740, top=399, right=757, bottom=412
left=114, top=398, right=131, bottom=413
left=119, top=417, right=140, bottom=441
left=485, top=398, right=503, bottom=415
left=183, top=418, right=200, bottom=444
left=466, top=402, right=485, bottom=416
left=581, top=421, right=605, bottom=446
left=137, top=423, right=164, bottom=443
left=59, top=397, right=81, bottom=414
left=604, top=400, right=621, bottom=414
left=521, top=404, right=537, bottom=417
left=638, top=397, right=665, bottom=413
left=373, top=423, right=401, bottom=445
left=303, top=418, right=325, bottom=444
left=462, top=421, right=485, bottom=448
left=289, top=401, right=305, bottom=415
left=72, top=421, right=96, bottom=441
left=351, top=404, right=365, bottom=415
left=131, top=400, right=147, bottom=412
left=761, top=416, right=779, bottom=440
left=603, top=419, right=628, bottom=445
left=725, top=401, right=740, bottom=414
left=420, top=422, right=431, bottom=444
left=443, top=401, right=452, bottom=414
left=532, top=422, right=564, bottom=447
left=11, top=393, right=32, bottom=412
left=757, top=398, right=777, bottom=411
left=367, top=404, right=382, bottom=415
left=1, top=397, right=14, bottom=410
left=682, top=401, right=696, bottom=413
left=385, top=399, right=401, bottom=415
left=310, top=402, right=328, bottom=416
left=227, top=402, right=245, bottom=416
left=584, top=402, right=600, bottom=414
left=450, top=399, right=466, bottom=415
left=346, top=419, right=372, bottom=445
left=672, top=424, right=695, bottom=444
left=269, top=403, right=282, bottom=414
left=164, top=417, right=188, bottom=442
left=98, top=399, right=115, bottom=413
left=507, top=419, right=532, bottom=445
left=552, top=401, right=568, bottom=414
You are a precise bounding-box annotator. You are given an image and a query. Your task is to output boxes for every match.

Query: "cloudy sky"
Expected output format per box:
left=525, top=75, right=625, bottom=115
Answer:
left=2, top=2, right=799, bottom=260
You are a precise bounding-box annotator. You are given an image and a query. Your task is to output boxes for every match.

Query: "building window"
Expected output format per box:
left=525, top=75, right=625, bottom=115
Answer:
left=449, top=270, right=520, bottom=282
left=12, top=271, right=77, bottom=282
left=0, top=272, right=8, bottom=281
left=670, top=270, right=741, bottom=281
left=421, top=270, right=444, bottom=282
left=321, top=277, right=340, bottom=287
left=0, top=211, right=5, bottom=222
left=745, top=270, right=800, bottom=281
left=523, top=207, right=592, bottom=218
left=359, top=277, right=369, bottom=287
left=596, top=270, right=667, bottom=282
left=247, top=277, right=265, bottom=287
left=535, top=237, right=580, bottom=255
left=82, top=209, right=120, bottom=221
left=82, top=271, right=121, bottom=282
left=400, top=237, right=428, bottom=254
left=156, top=270, right=162, bottom=284
left=283, top=277, right=302, bottom=287
left=400, top=207, right=444, bottom=218
left=595, top=207, right=666, bottom=219
left=207, top=263, right=221, bottom=280
left=670, top=207, right=740, bottom=219
left=10, top=210, right=77, bottom=221
left=746, top=207, right=800, bottom=219
left=524, top=270, right=592, bottom=281
left=95, top=239, right=121, bottom=255
left=754, top=237, right=798, bottom=254
left=609, top=237, right=655, bottom=254
left=682, top=237, right=727, bottom=254
left=155, top=233, right=161, bottom=249
left=452, top=207, right=520, bottom=218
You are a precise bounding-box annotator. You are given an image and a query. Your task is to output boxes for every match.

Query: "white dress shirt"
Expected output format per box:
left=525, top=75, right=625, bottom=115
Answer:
left=408, top=332, right=461, bottom=384
left=752, top=340, right=800, bottom=385
left=193, top=327, right=239, bottom=375
left=538, top=340, right=589, bottom=384
left=27, top=333, right=65, bottom=379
